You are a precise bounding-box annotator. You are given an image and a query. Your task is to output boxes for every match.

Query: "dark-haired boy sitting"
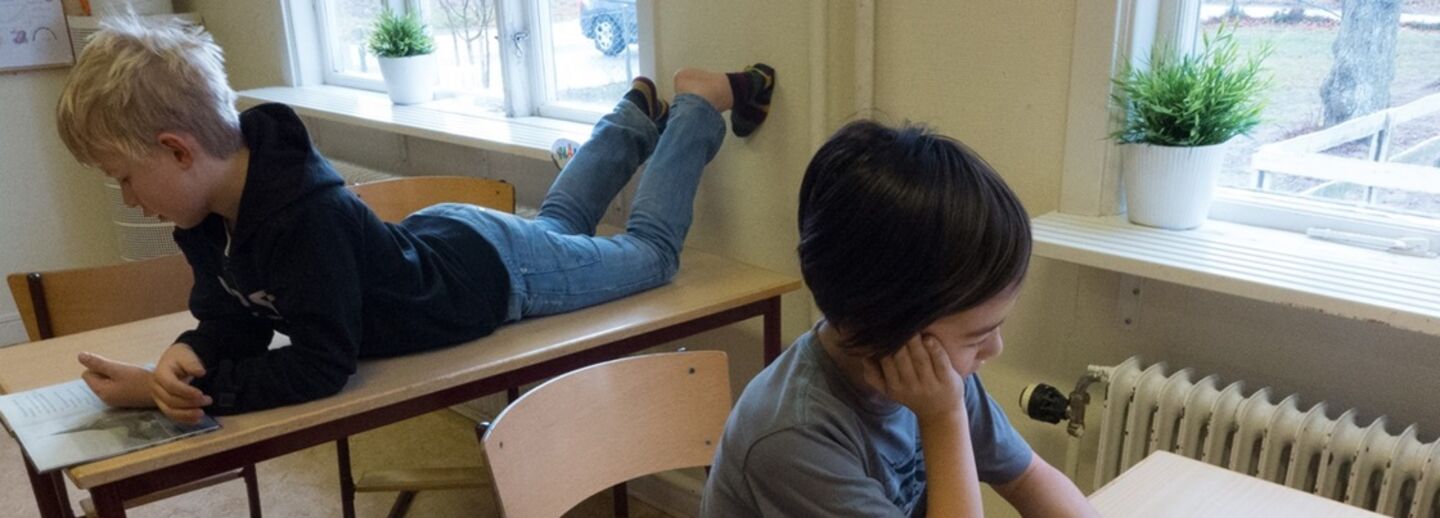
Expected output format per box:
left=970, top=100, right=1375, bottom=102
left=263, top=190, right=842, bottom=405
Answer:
left=702, top=121, right=1096, bottom=517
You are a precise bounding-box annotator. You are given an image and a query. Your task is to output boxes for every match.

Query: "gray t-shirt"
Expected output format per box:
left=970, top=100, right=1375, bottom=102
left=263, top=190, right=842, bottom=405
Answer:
left=701, top=326, right=1033, bottom=517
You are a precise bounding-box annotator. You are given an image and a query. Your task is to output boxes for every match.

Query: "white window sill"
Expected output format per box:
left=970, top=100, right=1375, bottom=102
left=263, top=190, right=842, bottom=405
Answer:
left=236, top=86, right=594, bottom=162
left=1032, top=212, right=1440, bottom=338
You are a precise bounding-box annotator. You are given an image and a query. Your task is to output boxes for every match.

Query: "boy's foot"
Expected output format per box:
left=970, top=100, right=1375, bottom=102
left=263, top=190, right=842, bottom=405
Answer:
left=550, top=138, right=580, bottom=171
left=727, top=63, right=776, bottom=137
left=623, top=76, right=670, bottom=133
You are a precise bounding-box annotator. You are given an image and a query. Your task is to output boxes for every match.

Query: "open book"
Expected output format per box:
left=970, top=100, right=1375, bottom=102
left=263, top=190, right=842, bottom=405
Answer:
left=0, top=379, right=219, bottom=473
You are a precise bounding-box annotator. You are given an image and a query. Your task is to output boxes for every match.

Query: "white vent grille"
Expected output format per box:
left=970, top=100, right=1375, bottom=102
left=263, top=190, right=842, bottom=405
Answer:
left=67, top=13, right=200, bottom=59
left=1094, top=357, right=1440, bottom=517
left=328, top=159, right=400, bottom=185
left=104, top=179, right=178, bottom=261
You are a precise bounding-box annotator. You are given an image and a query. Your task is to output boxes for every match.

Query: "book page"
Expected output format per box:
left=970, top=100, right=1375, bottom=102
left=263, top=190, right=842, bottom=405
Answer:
left=0, top=379, right=105, bottom=429
left=0, top=379, right=219, bottom=472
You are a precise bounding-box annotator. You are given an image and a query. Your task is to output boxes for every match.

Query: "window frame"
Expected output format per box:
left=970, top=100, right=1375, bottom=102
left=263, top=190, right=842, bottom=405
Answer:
left=1060, top=0, right=1440, bottom=246
left=281, top=0, right=655, bottom=125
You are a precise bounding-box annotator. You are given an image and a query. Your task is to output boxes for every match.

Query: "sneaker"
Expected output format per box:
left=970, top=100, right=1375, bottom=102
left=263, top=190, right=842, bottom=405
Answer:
left=550, top=138, right=580, bottom=171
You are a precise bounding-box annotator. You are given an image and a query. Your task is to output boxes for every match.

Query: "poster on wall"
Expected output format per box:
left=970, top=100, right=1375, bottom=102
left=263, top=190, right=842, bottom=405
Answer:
left=0, top=0, right=74, bottom=72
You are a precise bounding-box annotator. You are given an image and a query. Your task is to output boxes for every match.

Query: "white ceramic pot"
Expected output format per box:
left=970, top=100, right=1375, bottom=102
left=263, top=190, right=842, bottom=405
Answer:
left=377, top=54, right=437, bottom=105
left=1121, top=141, right=1230, bottom=230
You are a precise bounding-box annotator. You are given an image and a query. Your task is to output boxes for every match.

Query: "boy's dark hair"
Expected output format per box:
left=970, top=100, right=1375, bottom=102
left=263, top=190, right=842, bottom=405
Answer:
left=798, top=120, right=1032, bottom=356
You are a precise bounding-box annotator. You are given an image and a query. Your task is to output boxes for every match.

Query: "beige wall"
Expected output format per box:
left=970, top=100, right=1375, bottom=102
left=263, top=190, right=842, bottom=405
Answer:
left=8, top=1, right=1440, bottom=514
left=0, top=69, right=116, bottom=344
left=177, top=0, right=288, bottom=90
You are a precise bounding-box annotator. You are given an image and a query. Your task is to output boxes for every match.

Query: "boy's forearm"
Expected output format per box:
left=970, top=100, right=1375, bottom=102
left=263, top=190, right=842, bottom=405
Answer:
left=919, top=411, right=983, bottom=518
left=995, top=454, right=1098, bottom=518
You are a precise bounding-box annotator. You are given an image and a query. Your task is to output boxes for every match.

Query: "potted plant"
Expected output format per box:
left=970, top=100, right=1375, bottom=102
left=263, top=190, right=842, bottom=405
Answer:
left=1111, top=25, right=1270, bottom=230
left=368, top=9, right=437, bottom=105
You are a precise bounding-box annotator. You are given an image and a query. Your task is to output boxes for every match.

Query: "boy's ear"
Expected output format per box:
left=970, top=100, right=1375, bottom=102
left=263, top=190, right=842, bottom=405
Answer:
left=155, top=132, right=195, bottom=169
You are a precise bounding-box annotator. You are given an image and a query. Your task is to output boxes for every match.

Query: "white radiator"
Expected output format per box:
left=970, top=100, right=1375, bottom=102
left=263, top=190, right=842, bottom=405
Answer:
left=1064, top=357, right=1440, bottom=517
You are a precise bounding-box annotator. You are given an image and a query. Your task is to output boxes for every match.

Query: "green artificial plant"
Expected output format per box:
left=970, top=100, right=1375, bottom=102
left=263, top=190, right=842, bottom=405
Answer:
left=1111, top=25, right=1271, bottom=147
left=368, top=9, right=435, bottom=58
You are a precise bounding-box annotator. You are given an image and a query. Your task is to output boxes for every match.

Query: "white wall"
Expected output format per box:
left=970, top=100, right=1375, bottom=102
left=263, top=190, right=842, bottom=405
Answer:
left=0, top=69, right=116, bottom=346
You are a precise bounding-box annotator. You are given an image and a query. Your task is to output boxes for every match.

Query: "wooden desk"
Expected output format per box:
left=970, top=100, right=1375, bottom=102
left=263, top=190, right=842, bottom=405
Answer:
left=1, top=250, right=799, bottom=518
left=1090, top=451, right=1385, bottom=517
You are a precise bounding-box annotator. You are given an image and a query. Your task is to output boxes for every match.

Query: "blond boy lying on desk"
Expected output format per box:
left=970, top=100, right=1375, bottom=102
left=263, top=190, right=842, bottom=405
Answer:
left=54, top=17, right=775, bottom=424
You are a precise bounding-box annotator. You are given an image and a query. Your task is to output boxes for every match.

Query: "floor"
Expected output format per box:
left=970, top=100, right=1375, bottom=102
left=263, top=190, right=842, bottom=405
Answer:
left=1, top=410, right=674, bottom=517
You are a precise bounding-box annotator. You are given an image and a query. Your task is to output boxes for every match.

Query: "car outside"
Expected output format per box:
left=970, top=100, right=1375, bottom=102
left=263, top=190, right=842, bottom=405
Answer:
left=579, top=0, right=637, bottom=56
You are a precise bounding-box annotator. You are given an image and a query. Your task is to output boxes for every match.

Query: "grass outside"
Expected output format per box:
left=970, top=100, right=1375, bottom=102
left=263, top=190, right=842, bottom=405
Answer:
left=1212, top=17, right=1440, bottom=216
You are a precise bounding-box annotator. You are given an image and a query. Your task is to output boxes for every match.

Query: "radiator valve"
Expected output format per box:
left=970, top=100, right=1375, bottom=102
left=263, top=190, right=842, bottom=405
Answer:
left=1020, top=383, right=1069, bottom=424
left=1020, top=366, right=1110, bottom=438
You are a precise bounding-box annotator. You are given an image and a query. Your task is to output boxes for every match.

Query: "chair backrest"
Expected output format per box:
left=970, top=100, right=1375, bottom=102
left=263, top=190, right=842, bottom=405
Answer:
left=5, top=253, right=193, bottom=341
left=349, top=176, right=516, bottom=222
left=482, top=351, right=732, bottom=518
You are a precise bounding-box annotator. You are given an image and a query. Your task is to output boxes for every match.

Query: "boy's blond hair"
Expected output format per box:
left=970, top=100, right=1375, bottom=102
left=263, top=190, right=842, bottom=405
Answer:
left=57, top=17, right=243, bottom=167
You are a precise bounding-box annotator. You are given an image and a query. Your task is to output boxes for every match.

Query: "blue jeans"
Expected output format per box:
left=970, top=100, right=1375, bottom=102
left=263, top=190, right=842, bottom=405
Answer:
left=424, top=94, right=725, bottom=321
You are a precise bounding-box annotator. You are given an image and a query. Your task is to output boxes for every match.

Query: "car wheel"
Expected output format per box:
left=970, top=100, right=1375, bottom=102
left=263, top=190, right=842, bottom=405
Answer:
left=591, top=15, right=627, bottom=56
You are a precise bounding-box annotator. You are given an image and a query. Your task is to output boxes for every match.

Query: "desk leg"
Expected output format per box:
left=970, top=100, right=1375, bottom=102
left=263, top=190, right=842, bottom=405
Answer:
left=49, top=472, right=76, bottom=518
left=22, top=450, right=72, bottom=518
left=337, top=437, right=356, bottom=518
left=91, top=485, right=126, bottom=518
left=763, top=296, right=781, bottom=366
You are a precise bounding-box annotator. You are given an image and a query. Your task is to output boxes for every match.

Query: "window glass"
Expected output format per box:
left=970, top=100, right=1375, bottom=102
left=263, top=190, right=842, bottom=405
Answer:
left=419, top=0, right=505, bottom=112
left=542, top=0, right=640, bottom=111
left=1210, top=1, right=1440, bottom=221
left=312, top=0, right=648, bottom=121
left=323, top=0, right=388, bottom=80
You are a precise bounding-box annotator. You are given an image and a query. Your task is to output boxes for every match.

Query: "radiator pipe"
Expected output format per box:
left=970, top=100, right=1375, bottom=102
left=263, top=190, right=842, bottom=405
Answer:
left=1021, top=364, right=1117, bottom=481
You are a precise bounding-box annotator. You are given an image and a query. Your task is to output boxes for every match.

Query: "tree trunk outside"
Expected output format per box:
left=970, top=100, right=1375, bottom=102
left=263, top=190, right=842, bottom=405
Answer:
left=480, top=26, right=492, bottom=89
left=1319, top=0, right=1401, bottom=126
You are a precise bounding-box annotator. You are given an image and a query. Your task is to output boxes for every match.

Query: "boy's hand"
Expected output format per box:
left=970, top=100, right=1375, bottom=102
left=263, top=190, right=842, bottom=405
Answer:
left=78, top=352, right=157, bottom=408
left=151, top=343, right=213, bottom=425
left=862, top=335, right=967, bottom=422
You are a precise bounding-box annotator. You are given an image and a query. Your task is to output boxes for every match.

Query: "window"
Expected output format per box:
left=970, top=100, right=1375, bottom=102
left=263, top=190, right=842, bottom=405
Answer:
left=300, top=0, right=651, bottom=123
left=1207, top=2, right=1440, bottom=241
left=1062, top=0, right=1440, bottom=247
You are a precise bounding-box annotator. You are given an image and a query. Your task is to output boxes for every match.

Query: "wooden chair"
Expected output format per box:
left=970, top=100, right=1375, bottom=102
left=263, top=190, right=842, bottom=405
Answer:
left=5, top=254, right=263, bottom=518
left=7, top=254, right=193, bottom=341
left=480, top=351, right=732, bottom=518
left=349, top=175, right=516, bottom=222
left=341, top=175, right=516, bottom=518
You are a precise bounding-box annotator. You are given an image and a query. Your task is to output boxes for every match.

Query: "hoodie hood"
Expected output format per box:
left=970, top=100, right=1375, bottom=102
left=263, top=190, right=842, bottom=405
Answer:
left=231, top=103, right=345, bottom=245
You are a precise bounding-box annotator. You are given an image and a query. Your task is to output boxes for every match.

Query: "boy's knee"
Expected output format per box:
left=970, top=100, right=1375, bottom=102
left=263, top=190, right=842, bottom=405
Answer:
left=636, top=235, right=681, bottom=282
left=652, top=244, right=681, bottom=282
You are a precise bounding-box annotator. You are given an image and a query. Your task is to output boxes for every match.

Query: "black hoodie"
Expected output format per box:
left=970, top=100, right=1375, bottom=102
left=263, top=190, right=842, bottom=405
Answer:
left=172, top=104, right=510, bottom=414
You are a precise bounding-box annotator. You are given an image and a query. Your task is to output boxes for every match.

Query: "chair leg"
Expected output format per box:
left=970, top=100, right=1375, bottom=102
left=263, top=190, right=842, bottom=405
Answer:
left=386, top=491, right=417, bottom=518
left=337, top=438, right=356, bottom=518
left=612, top=482, right=628, bottom=518
left=242, top=464, right=262, bottom=518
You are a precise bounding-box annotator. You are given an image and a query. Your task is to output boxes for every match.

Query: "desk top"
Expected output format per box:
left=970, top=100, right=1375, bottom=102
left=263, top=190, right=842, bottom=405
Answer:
left=0, top=250, right=799, bottom=488
left=1089, top=452, right=1384, bottom=517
